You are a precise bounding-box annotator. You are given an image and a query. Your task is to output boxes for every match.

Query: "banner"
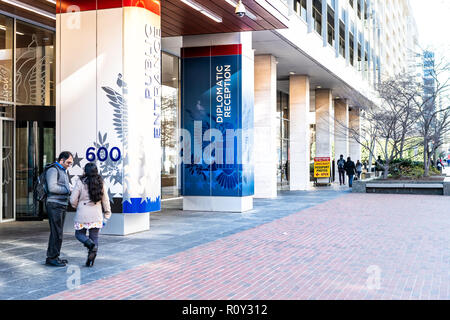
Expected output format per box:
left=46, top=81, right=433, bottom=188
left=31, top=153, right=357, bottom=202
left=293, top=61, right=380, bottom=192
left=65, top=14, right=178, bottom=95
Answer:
left=181, top=45, right=254, bottom=197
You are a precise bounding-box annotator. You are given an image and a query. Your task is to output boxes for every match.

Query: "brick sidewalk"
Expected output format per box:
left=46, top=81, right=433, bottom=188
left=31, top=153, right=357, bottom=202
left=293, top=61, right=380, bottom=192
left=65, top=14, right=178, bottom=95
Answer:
left=44, top=193, right=450, bottom=300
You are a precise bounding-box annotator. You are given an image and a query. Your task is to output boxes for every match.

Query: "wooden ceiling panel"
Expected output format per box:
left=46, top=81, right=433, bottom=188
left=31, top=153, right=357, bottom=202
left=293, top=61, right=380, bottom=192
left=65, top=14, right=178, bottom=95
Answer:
left=161, top=0, right=288, bottom=37
left=0, top=0, right=288, bottom=36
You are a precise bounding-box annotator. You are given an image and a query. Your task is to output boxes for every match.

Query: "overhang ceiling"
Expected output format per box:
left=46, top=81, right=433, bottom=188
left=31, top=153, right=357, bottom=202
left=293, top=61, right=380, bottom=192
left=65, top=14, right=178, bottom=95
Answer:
left=0, top=0, right=289, bottom=35
left=161, top=0, right=288, bottom=37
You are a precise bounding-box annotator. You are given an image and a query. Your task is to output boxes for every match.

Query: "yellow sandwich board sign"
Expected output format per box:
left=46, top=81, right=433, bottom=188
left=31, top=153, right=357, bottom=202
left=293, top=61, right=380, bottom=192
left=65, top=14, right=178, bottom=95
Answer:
left=314, top=157, right=331, bottom=178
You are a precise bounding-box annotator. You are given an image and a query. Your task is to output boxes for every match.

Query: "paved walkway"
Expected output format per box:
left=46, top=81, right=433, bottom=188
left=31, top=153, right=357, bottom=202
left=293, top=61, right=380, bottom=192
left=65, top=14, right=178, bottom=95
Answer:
left=38, top=192, right=450, bottom=300
left=0, top=190, right=345, bottom=300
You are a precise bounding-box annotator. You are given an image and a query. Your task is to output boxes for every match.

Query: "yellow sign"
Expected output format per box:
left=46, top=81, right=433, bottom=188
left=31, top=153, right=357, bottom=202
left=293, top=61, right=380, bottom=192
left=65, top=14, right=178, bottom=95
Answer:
left=314, top=157, right=331, bottom=178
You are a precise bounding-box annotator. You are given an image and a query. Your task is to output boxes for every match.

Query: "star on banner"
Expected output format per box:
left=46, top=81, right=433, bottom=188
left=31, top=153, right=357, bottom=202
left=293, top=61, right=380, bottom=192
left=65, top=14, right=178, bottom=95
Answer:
left=107, top=188, right=116, bottom=204
left=73, top=153, right=84, bottom=168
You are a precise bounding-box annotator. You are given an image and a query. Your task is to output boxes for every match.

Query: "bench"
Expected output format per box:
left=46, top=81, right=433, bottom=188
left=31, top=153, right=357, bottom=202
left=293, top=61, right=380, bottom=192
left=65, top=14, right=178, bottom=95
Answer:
left=366, top=183, right=444, bottom=189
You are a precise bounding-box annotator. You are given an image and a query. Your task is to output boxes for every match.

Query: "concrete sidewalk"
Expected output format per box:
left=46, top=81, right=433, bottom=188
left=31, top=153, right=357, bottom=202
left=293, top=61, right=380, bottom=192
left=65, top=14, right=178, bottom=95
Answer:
left=0, top=190, right=345, bottom=300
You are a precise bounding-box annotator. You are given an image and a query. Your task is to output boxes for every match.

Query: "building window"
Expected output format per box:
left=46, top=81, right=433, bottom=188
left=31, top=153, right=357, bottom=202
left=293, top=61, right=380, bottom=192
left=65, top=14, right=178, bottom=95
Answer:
left=277, top=91, right=290, bottom=191
left=161, top=52, right=180, bottom=200
left=0, top=15, right=13, bottom=105
left=312, top=0, right=322, bottom=35
left=15, top=21, right=55, bottom=106
left=350, top=33, right=354, bottom=65
left=339, top=21, right=345, bottom=58
left=327, top=7, right=335, bottom=47
left=294, top=0, right=307, bottom=21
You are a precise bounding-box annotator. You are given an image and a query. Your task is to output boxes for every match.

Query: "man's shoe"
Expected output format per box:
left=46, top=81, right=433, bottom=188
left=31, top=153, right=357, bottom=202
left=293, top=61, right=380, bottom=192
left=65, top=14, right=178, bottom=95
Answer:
left=45, top=258, right=66, bottom=267
left=58, top=258, right=68, bottom=264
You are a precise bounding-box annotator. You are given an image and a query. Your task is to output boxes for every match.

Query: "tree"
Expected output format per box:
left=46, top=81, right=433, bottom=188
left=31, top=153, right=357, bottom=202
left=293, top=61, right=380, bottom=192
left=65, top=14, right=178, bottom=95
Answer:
left=413, top=55, right=450, bottom=176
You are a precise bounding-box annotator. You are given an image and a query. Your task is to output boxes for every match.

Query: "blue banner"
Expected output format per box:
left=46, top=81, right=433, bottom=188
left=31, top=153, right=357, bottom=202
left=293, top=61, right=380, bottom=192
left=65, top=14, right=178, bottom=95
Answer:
left=181, top=45, right=254, bottom=198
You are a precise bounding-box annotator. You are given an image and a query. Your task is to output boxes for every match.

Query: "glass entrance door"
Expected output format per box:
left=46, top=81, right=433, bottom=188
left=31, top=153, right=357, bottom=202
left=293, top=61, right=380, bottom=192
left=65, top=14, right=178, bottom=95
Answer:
left=16, top=106, right=55, bottom=220
left=0, top=119, right=14, bottom=222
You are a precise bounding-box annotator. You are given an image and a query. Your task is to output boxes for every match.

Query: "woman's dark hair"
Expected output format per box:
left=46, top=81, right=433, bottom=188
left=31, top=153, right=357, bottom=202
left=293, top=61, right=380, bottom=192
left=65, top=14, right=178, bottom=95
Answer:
left=82, top=163, right=104, bottom=203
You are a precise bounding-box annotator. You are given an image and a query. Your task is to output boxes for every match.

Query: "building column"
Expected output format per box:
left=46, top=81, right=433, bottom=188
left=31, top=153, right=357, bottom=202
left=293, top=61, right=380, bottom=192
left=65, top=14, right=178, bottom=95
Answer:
left=315, top=89, right=333, bottom=183
left=254, top=55, right=277, bottom=198
left=57, top=1, right=162, bottom=235
left=349, top=107, right=362, bottom=162
left=289, top=75, right=310, bottom=190
left=181, top=32, right=254, bottom=212
left=334, top=99, right=349, bottom=166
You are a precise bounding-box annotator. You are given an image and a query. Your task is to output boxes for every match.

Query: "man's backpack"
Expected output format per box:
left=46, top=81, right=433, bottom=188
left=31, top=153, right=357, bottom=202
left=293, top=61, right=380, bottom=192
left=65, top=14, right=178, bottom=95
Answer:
left=33, top=163, right=59, bottom=202
left=338, top=159, right=345, bottom=169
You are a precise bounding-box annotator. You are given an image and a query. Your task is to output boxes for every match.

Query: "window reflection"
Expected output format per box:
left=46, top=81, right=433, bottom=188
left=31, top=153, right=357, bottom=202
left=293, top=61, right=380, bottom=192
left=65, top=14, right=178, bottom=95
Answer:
left=0, top=15, right=13, bottom=103
left=161, top=52, right=180, bottom=199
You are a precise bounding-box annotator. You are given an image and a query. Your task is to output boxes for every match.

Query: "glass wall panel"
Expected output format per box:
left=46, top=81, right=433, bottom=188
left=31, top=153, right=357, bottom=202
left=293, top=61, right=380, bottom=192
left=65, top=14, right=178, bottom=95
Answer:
left=2, top=120, right=14, bottom=220
left=0, top=15, right=13, bottom=103
left=161, top=52, right=179, bottom=199
left=16, top=21, right=55, bottom=106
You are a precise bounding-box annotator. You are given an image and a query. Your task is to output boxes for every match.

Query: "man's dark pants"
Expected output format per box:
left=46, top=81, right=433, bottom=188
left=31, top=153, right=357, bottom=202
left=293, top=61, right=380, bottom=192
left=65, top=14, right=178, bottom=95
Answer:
left=46, top=201, right=67, bottom=260
left=338, top=169, right=346, bottom=185
left=348, top=174, right=355, bottom=188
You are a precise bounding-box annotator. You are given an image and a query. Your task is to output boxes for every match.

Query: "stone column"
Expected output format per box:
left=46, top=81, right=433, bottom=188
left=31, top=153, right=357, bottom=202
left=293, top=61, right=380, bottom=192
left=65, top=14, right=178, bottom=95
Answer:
left=181, top=32, right=254, bottom=212
left=254, top=55, right=277, bottom=198
left=349, top=107, right=362, bottom=162
left=289, top=75, right=310, bottom=190
left=334, top=99, right=349, bottom=162
left=315, top=89, right=333, bottom=184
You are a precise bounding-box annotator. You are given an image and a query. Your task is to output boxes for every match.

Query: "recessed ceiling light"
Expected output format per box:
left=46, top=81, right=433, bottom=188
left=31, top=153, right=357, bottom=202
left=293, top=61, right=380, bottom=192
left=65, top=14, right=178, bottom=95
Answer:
left=180, top=0, right=222, bottom=23
left=289, top=72, right=296, bottom=75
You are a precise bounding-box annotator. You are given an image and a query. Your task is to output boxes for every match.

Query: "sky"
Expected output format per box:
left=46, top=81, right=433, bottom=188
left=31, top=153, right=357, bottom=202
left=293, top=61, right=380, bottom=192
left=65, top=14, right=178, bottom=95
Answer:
left=409, top=0, right=450, bottom=56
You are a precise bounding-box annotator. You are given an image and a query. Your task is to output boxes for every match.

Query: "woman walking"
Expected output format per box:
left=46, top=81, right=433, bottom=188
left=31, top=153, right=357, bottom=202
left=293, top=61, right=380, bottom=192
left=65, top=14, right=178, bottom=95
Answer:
left=70, top=163, right=111, bottom=267
left=355, top=160, right=363, bottom=180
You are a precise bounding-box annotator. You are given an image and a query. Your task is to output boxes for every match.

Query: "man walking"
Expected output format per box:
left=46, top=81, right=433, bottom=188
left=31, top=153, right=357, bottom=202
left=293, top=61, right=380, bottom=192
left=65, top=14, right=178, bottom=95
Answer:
left=45, top=151, right=73, bottom=267
left=344, top=156, right=356, bottom=188
left=337, top=155, right=346, bottom=186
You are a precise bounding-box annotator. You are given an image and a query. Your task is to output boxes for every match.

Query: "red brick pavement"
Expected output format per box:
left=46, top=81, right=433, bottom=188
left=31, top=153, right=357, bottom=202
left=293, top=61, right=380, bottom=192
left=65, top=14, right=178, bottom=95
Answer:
left=43, top=193, right=450, bottom=300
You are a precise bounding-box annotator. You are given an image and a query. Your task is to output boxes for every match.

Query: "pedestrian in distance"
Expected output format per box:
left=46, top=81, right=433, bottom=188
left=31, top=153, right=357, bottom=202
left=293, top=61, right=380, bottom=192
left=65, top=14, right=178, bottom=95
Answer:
left=375, top=156, right=383, bottom=177
left=437, top=159, right=443, bottom=174
left=355, top=160, right=363, bottom=180
left=70, top=162, right=111, bottom=267
left=337, top=155, right=346, bottom=186
left=344, top=157, right=357, bottom=188
left=45, top=151, right=73, bottom=267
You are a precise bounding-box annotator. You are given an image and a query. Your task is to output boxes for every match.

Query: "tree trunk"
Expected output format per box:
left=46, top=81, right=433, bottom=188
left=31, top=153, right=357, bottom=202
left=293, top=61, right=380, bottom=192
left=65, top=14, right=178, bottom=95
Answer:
left=382, top=162, right=389, bottom=179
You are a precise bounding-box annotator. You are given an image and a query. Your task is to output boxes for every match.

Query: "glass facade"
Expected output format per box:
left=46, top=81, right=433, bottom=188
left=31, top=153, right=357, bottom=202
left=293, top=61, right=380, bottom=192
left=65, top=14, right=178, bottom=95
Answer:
left=0, top=12, right=57, bottom=222
left=276, top=91, right=290, bottom=191
left=15, top=21, right=55, bottom=106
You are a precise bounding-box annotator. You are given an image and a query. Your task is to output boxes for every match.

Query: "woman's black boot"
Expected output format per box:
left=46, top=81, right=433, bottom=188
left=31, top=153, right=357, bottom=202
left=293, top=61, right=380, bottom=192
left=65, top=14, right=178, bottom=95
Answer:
left=86, top=247, right=98, bottom=267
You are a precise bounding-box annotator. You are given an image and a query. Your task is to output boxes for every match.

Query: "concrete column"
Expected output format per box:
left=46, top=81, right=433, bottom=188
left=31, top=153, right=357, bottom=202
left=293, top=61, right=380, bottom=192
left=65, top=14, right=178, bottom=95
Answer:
left=321, top=0, right=328, bottom=47
left=254, top=55, right=277, bottom=198
left=315, top=89, right=333, bottom=184
left=307, top=0, right=313, bottom=33
left=345, top=3, right=350, bottom=65
left=315, top=89, right=333, bottom=158
left=289, top=75, right=310, bottom=191
left=57, top=1, right=162, bottom=235
left=334, top=99, right=349, bottom=164
left=334, top=0, right=340, bottom=57
left=349, top=107, right=362, bottom=162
